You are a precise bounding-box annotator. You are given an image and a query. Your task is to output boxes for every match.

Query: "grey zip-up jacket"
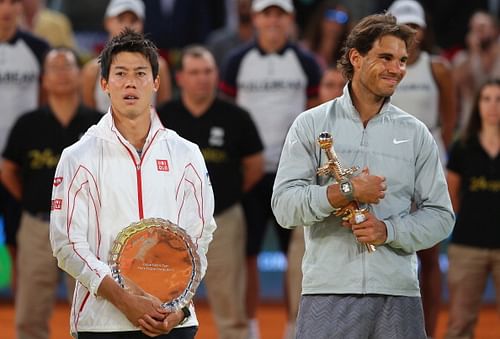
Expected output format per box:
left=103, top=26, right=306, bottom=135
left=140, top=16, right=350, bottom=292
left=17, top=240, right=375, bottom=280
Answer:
left=271, top=85, right=454, bottom=296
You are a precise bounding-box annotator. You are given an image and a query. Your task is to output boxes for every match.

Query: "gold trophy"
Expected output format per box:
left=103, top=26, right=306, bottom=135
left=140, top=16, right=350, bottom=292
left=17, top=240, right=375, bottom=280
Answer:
left=317, top=132, right=376, bottom=252
left=109, top=218, right=201, bottom=311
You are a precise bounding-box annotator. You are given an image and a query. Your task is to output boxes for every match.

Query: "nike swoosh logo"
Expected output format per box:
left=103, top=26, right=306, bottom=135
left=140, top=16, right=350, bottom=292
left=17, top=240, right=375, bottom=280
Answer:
left=393, top=138, right=409, bottom=144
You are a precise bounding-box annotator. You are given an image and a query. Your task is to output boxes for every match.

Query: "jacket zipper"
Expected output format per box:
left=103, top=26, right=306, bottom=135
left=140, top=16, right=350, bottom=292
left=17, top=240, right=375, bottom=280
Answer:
left=117, top=130, right=162, bottom=220
left=361, top=126, right=367, bottom=293
left=135, top=162, right=144, bottom=219
left=119, top=144, right=144, bottom=220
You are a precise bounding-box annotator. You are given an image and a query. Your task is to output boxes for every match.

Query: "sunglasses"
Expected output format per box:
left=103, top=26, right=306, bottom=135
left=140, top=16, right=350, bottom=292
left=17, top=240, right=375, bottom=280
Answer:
left=324, top=9, right=349, bottom=24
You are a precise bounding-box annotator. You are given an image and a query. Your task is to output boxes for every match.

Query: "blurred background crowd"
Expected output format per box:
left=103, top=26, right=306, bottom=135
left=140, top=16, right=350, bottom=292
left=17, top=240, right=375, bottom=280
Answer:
left=0, top=0, right=499, bottom=339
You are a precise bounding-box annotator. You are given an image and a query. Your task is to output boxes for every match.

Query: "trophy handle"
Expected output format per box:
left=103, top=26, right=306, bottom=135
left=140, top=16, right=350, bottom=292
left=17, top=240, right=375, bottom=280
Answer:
left=318, top=132, right=376, bottom=253
left=353, top=210, right=377, bottom=253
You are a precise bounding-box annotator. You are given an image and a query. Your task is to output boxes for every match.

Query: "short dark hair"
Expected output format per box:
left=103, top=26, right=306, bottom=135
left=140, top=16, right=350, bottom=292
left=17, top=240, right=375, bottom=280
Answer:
left=178, top=44, right=214, bottom=71
left=99, top=28, right=159, bottom=81
left=337, top=13, right=416, bottom=81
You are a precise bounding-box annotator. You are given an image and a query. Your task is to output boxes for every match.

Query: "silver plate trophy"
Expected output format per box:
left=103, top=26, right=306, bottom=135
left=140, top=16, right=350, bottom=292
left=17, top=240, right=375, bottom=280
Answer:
left=109, top=218, right=201, bottom=311
left=317, top=132, right=376, bottom=252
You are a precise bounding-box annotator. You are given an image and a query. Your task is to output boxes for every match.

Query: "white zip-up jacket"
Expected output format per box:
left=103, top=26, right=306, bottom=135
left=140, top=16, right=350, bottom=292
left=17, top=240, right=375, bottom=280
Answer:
left=50, top=109, right=216, bottom=335
left=272, top=85, right=454, bottom=297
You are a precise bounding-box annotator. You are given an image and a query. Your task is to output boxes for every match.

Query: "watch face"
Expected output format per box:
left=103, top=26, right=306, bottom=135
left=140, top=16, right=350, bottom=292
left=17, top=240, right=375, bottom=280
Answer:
left=341, top=182, right=351, bottom=193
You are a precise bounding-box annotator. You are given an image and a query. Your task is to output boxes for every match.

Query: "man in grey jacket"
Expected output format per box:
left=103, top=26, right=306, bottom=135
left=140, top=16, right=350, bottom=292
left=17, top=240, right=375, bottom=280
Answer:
left=271, top=13, right=455, bottom=338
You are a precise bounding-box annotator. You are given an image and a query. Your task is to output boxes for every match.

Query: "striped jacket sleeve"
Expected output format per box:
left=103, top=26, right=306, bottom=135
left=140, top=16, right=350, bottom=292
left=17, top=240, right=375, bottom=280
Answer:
left=49, top=149, right=111, bottom=296
left=175, top=144, right=216, bottom=278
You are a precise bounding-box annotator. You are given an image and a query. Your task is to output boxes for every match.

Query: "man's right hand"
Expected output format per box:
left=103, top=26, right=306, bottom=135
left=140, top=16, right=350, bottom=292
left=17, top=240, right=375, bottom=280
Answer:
left=121, top=292, right=168, bottom=327
left=97, top=276, right=168, bottom=329
left=351, top=168, right=386, bottom=204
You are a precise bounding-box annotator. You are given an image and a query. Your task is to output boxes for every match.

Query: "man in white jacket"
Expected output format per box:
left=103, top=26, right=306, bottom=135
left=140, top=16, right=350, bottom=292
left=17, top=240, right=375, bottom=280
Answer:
left=49, top=29, right=216, bottom=338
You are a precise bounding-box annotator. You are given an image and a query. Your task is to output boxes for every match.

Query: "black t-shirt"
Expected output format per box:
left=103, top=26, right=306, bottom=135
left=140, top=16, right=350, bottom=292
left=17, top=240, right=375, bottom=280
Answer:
left=2, top=105, right=102, bottom=214
left=158, top=98, right=263, bottom=215
left=446, top=137, right=500, bottom=248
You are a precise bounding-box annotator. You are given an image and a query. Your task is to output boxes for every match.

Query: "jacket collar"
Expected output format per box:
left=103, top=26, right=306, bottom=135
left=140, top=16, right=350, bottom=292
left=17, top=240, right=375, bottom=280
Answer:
left=92, top=107, right=166, bottom=145
left=337, top=82, right=392, bottom=120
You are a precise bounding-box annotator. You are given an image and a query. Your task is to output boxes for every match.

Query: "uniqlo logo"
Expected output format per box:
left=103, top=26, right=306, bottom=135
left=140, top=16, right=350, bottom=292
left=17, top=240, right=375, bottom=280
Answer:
left=53, top=177, right=63, bottom=187
left=156, top=159, right=169, bottom=172
left=51, top=199, right=63, bottom=210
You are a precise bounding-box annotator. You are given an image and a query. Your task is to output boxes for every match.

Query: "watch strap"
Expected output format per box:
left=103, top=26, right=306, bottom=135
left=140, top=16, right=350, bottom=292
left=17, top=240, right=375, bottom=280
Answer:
left=339, top=178, right=355, bottom=202
left=178, top=306, right=191, bottom=325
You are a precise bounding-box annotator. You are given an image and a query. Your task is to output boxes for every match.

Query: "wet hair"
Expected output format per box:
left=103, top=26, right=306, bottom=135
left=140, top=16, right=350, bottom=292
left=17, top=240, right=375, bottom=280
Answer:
left=98, top=28, right=159, bottom=81
left=462, top=78, right=500, bottom=143
left=337, top=13, right=415, bottom=81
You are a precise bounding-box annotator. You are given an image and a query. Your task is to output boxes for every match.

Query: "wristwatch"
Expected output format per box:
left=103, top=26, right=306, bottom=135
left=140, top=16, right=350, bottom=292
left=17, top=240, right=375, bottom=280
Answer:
left=339, top=178, right=355, bottom=202
left=178, top=306, right=191, bottom=325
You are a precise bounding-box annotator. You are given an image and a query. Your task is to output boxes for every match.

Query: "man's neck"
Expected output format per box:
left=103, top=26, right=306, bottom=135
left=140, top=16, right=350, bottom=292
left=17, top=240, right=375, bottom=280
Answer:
left=182, top=93, right=215, bottom=118
left=257, top=36, right=287, bottom=54
left=349, top=81, right=386, bottom=126
left=48, top=95, right=80, bottom=127
left=113, top=110, right=151, bottom=151
left=0, top=26, right=17, bottom=43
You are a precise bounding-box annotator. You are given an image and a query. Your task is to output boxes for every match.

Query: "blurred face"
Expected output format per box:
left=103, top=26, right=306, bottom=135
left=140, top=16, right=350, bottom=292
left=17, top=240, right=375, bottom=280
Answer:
left=105, top=11, right=143, bottom=37
left=405, top=23, right=424, bottom=53
left=479, top=84, right=500, bottom=127
left=322, top=8, right=348, bottom=38
left=101, top=51, right=159, bottom=120
left=238, top=0, right=252, bottom=24
left=253, top=6, right=293, bottom=43
left=351, top=35, right=408, bottom=99
left=319, top=68, right=346, bottom=102
left=470, top=12, right=497, bottom=49
left=43, top=50, right=80, bottom=96
left=0, top=0, right=21, bottom=34
left=177, top=53, right=218, bottom=102
left=21, top=0, right=38, bottom=14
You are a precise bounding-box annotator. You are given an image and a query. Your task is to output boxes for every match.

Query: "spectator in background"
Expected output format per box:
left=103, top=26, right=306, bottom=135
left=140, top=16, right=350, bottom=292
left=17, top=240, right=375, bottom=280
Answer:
left=158, top=45, right=264, bottom=339
left=57, top=0, right=108, bottom=32
left=301, top=0, right=351, bottom=70
left=445, top=78, right=500, bottom=339
left=206, top=0, right=254, bottom=69
left=81, top=0, right=172, bottom=113
left=19, top=0, right=76, bottom=49
left=453, top=11, right=500, bottom=130
left=388, top=1, right=457, bottom=337
left=419, top=0, right=490, bottom=60
left=318, top=65, right=346, bottom=102
left=0, top=0, right=50, bottom=294
left=142, top=0, right=212, bottom=68
left=219, top=0, right=322, bottom=338
left=1, top=47, right=101, bottom=339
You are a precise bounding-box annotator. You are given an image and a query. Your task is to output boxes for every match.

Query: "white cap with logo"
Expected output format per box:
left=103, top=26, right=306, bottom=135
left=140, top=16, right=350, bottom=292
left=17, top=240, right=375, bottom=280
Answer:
left=388, top=0, right=426, bottom=28
left=105, top=0, right=145, bottom=20
left=252, top=0, right=294, bottom=13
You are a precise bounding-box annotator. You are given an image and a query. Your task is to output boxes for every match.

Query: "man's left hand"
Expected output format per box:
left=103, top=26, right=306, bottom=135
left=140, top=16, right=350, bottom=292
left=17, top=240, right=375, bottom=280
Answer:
left=138, top=308, right=185, bottom=337
left=342, top=211, right=387, bottom=246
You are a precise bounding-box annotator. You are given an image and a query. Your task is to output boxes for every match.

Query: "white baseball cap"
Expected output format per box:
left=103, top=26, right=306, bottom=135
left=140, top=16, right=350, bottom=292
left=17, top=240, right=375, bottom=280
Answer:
left=105, top=0, right=145, bottom=20
left=388, top=0, right=426, bottom=28
left=252, top=0, right=294, bottom=13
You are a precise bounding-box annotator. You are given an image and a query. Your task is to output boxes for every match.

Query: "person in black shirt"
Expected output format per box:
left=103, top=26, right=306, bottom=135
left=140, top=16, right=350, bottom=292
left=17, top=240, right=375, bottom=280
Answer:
left=157, top=45, right=263, bottom=339
left=445, top=79, right=500, bottom=339
left=0, top=47, right=102, bottom=339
